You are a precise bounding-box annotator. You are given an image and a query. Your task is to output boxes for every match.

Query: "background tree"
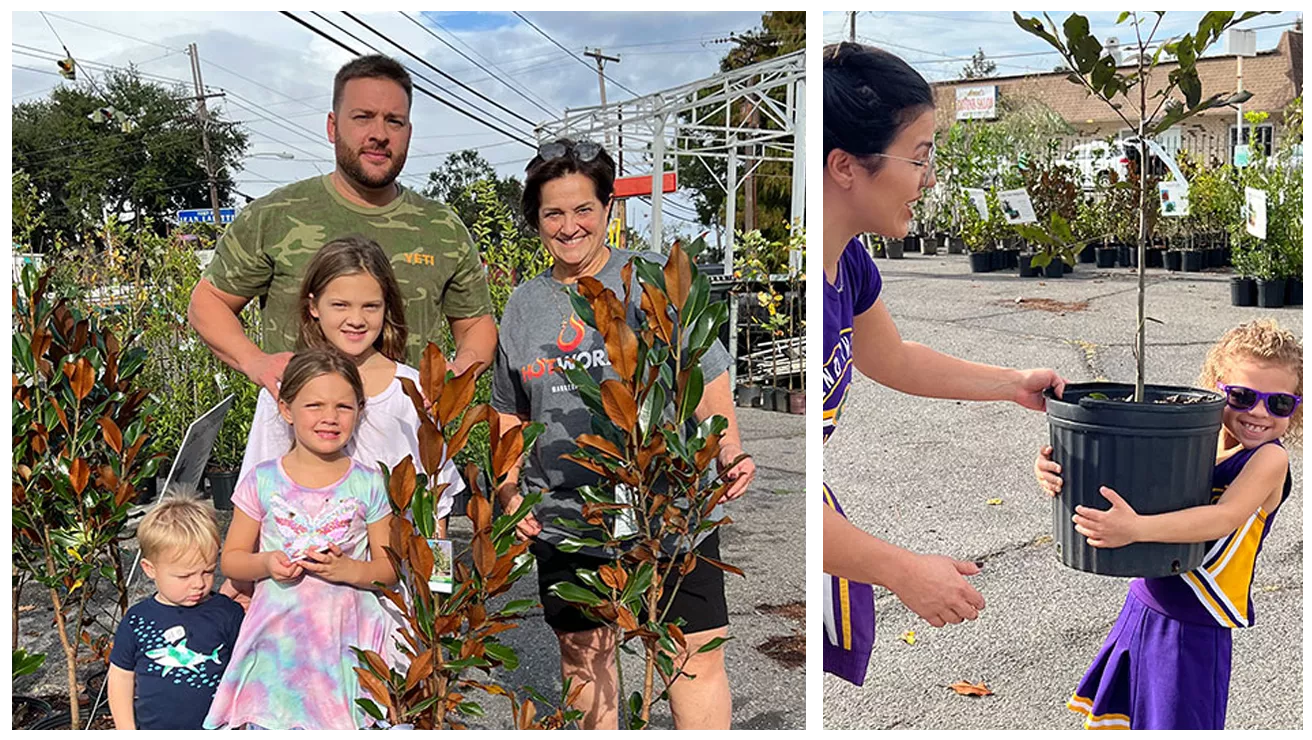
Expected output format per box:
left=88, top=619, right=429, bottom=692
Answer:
left=422, top=149, right=527, bottom=245
left=12, top=68, right=248, bottom=251
left=960, top=48, right=998, bottom=79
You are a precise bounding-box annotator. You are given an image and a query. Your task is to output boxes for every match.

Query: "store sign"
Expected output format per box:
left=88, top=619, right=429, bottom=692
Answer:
left=955, top=85, right=998, bottom=120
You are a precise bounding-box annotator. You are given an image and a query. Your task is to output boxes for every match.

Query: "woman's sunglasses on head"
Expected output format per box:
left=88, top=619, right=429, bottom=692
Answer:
left=1217, top=383, right=1302, bottom=418
left=537, top=140, right=602, bottom=163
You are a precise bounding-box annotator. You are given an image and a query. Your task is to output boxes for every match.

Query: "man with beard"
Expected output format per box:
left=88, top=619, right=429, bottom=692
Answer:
left=189, top=55, right=495, bottom=397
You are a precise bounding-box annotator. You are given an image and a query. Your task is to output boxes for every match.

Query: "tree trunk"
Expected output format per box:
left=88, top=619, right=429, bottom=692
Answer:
left=49, top=586, right=80, bottom=727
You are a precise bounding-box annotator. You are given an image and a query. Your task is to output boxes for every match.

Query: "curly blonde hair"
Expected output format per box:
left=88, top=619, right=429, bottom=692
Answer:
left=1198, top=319, right=1303, bottom=443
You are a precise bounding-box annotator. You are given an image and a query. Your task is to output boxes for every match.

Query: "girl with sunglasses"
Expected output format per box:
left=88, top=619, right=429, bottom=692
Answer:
left=822, top=41, right=1068, bottom=686
left=1035, top=319, right=1301, bottom=729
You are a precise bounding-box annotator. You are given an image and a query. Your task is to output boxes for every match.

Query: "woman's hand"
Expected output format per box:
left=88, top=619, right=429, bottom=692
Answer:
left=718, top=443, right=755, bottom=501
left=1035, top=445, right=1063, bottom=497
left=1073, top=487, right=1142, bottom=548
left=265, top=550, right=303, bottom=583
left=299, top=543, right=361, bottom=584
left=497, top=484, right=541, bottom=542
left=1012, top=369, right=1067, bottom=411
left=886, top=552, right=985, bottom=628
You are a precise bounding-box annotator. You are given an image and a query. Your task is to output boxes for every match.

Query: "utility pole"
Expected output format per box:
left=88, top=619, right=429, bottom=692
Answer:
left=188, top=43, right=223, bottom=228
left=849, top=11, right=857, bottom=42
left=584, top=48, right=625, bottom=247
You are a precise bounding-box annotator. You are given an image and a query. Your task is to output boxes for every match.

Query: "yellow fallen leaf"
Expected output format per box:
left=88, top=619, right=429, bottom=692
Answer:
left=900, top=630, right=916, bottom=645
left=949, top=680, right=993, bottom=697
left=986, top=498, right=1003, bottom=506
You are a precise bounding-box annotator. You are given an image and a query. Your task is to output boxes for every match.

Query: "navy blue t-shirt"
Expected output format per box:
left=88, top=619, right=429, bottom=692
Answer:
left=109, top=594, right=244, bottom=729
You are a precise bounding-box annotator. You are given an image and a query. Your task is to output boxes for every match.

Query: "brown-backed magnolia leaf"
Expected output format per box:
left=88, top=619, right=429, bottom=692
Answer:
left=949, top=681, right=994, bottom=697
left=437, top=366, right=480, bottom=428
left=663, top=241, right=691, bottom=312
left=51, top=398, right=69, bottom=434
left=69, top=458, right=90, bottom=495
left=379, top=585, right=408, bottom=615
left=467, top=493, right=492, bottom=533
left=640, top=283, right=675, bottom=345
left=621, top=259, right=634, bottom=307
left=354, top=666, right=394, bottom=712
left=472, top=532, right=495, bottom=578
left=598, top=563, right=627, bottom=591
left=389, top=456, right=417, bottom=511
left=697, top=553, right=744, bottom=577
left=405, top=649, right=434, bottom=692
left=577, top=433, right=623, bottom=460
left=361, top=649, right=390, bottom=680
left=71, top=357, right=95, bottom=401
left=517, top=700, right=537, bottom=730
left=411, top=532, right=434, bottom=582
left=114, top=482, right=135, bottom=507
left=417, top=419, right=443, bottom=477
left=420, top=343, right=447, bottom=406
left=468, top=603, right=486, bottom=629
left=446, top=405, right=490, bottom=462
left=97, top=417, right=123, bottom=455
left=398, top=377, right=429, bottom=422
left=492, top=427, right=524, bottom=482
left=615, top=605, right=638, bottom=631
left=602, top=318, right=639, bottom=382
left=668, top=623, right=687, bottom=649
left=600, top=379, right=638, bottom=431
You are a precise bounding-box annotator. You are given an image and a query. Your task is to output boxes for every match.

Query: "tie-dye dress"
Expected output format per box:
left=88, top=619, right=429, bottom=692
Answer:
left=204, top=458, right=396, bottom=730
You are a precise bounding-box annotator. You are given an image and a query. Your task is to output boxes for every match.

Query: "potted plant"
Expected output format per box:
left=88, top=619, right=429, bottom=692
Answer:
left=884, top=234, right=905, bottom=260
left=1231, top=109, right=1300, bottom=310
left=1229, top=243, right=1259, bottom=307
left=1016, top=11, right=1262, bottom=577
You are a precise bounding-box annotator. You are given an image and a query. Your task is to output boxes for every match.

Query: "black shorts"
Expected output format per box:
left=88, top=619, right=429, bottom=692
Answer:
left=531, top=530, right=729, bottom=635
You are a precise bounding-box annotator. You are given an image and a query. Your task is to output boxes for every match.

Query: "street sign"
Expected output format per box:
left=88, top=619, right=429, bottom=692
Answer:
left=177, top=208, right=236, bottom=224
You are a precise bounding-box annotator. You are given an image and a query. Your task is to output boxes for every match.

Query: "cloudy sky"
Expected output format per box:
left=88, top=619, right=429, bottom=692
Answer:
left=11, top=10, right=775, bottom=235
left=822, top=11, right=1302, bottom=81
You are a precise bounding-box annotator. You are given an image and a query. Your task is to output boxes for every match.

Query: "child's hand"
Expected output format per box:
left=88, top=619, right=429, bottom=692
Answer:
left=1073, top=487, right=1141, bottom=548
left=1034, top=445, right=1063, bottom=497
left=266, top=551, right=304, bottom=582
left=299, top=543, right=359, bottom=585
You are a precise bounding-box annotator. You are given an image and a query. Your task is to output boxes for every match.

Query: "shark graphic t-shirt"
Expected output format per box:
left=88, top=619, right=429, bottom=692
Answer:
left=109, top=593, right=244, bottom=729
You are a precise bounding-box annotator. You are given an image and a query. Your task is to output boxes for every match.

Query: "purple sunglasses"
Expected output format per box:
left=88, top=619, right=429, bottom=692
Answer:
left=1216, top=383, right=1302, bottom=418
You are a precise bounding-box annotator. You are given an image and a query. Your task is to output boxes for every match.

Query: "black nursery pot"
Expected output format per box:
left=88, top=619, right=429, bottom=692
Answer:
left=969, top=252, right=992, bottom=273
left=1045, top=383, right=1224, bottom=578
left=206, top=470, right=239, bottom=511
left=1284, top=278, right=1303, bottom=306
left=990, top=250, right=1006, bottom=271
left=1095, top=247, right=1118, bottom=268
left=1043, top=260, right=1064, bottom=278
left=1256, top=278, right=1286, bottom=308
left=735, top=384, right=762, bottom=408
left=1145, top=247, right=1164, bottom=268
left=1078, top=246, right=1097, bottom=264
left=1116, top=244, right=1131, bottom=267
left=1165, top=250, right=1183, bottom=271
left=1181, top=250, right=1204, bottom=272
left=1230, top=276, right=1257, bottom=307
left=1017, top=253, right=1039, bottom=278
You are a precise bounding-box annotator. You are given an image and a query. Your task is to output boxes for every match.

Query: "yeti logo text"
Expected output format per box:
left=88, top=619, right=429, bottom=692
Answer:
left=403, top=252, right=435, bottom=266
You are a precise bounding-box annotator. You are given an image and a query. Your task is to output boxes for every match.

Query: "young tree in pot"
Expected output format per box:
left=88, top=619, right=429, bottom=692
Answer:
left=12, top=264, right=161, bottom=726
left=553, top=244, right=746, bottom=729
left=1015, top=11, right=1266, bottom=577
left=351, top=345, right=581, bottom=730
left=1230, top=110, right=1302, bottom=309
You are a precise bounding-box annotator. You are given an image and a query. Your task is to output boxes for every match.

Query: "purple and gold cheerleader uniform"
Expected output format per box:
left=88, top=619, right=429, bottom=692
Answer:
left=823, top=237, right=881, bottom=685
left=1068, top=440, right=1291, bottom=729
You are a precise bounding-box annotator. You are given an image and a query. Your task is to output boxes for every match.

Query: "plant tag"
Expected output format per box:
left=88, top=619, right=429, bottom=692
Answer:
left=163, top=625, right=186, bottom=644
left=998, top=188, right=1037, bottom=224
left=1244, top=187, right=1266, bottom=240
left=1158, top=181, right=1189, bottom=217
left=427, top=538, right=453, bottom=594
left=964, top=188, right=989, bottom=220
left=613, top=484, right=637, bottom=538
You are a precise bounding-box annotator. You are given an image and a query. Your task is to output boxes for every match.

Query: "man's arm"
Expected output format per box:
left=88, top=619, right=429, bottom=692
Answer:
left=694, top=372, right=755, bottom=501
left=448, top=313, right=497, bottom=377
left=107, top=664, right=136, bottom=730
left=187, top=279, right=290, bottom=398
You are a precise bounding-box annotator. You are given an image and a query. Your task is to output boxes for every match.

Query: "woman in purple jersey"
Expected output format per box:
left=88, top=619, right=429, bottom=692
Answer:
left=1036, top=320, right=1300, bottom=729
left=822, top=41, right=1068, bottom=686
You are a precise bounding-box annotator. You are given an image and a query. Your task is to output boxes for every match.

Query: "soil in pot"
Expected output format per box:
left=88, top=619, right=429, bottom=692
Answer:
left=1165, top=250, right=1183, bottom=271
left=1284, top=278, right=1302, bottom=306
left=1045, top=382, right=1224, bottom=578
left=968, top=252, right=991, bottom=273
left=1095, top=247, right=1118, bottom=268
left=1181, top=250, right=1204, bottom=272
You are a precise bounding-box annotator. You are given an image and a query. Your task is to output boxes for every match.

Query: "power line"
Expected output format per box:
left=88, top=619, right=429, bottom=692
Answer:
left=511, top=11, right=641, bottom=98
left=398, top=11, right=559, bottom=119
left=338, top=11, right=540, bottom=130
left=279, top=11, right=535, bottom=149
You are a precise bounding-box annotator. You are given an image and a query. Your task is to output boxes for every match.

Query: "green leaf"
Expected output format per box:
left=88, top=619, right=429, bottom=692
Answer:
left=696, top=636, right=732, bottom=654
left=677, top=364, right=704, bottom=425
left=456, top=701, right=486, bottom=718
left=639, top=383, right=666, bottom=441
left=492, top=490, right=542, bottom=543
left=656, top=651, right=675, bottom=680
left=626, top=692, right=646, bottom=730
left=12, top=648, right=46, bottom=678
left=499, top=599, right=538, bottom=617
left=567, top=288, right=597, bottom=330
left=1115, top=11, right=1130, bottom=24
left=682, top=273, right=710, bottom=328
left=563, top=365, right=605, bottom=419
left=633, top=257, right=667, bottom=292
left=483, top=642, right=520, bottom=671
left=619, top=561, right=655, bottom=610
left=520, top=422, right=546, bottom=459
left=355, top=699, right=385, bottom=722
left=548, top=581, right=604, bottom=606
left=576, top=567, right=608, bottom=592
left=556, top=536, right=609, bottom=553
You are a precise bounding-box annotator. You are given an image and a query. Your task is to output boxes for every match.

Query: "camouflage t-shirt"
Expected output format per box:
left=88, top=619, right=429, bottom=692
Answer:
left=204, top=175, right=493, bottom=367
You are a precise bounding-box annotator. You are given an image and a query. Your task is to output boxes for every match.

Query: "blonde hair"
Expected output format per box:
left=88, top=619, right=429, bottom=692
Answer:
left=1198, top=319, right=1303, bottom=443
left=297, top=236, right=408, bottom=362
left=138, top=485, right=220, bottom=564
left=278, top=348, right=367, bottom=409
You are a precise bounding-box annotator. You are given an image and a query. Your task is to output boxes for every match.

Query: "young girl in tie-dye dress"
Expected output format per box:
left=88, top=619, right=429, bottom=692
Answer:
left=204, top=349, right=399, bottom=730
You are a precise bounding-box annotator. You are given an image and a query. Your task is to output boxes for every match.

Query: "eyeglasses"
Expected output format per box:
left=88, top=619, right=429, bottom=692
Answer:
left=862, top=144, right=936, bottom=187
left=537, top=139, right=602, bottom=163
left=1216, top=383, right=1302, bottom=418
